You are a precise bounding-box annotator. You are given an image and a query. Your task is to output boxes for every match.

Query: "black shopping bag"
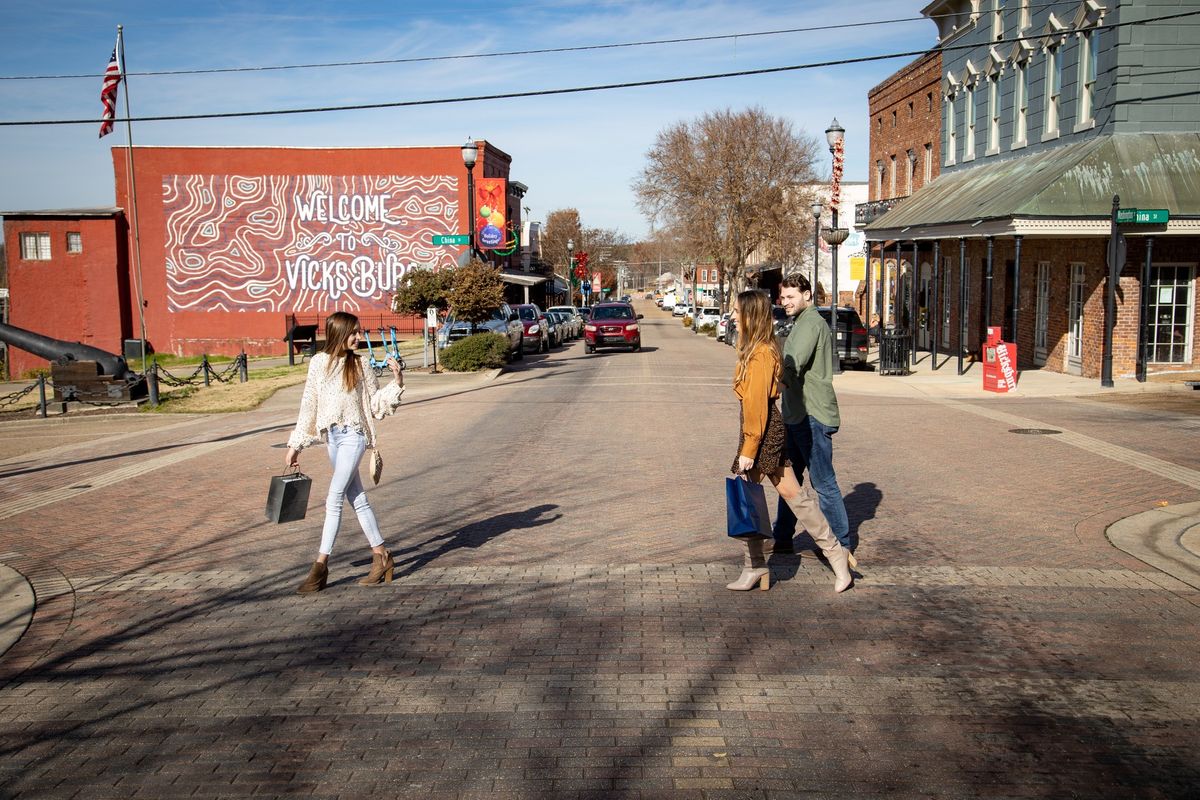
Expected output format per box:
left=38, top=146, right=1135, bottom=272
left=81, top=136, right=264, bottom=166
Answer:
left=726, top=476, right=772, bottom=538
left=265, top=470, right=312, bottom=523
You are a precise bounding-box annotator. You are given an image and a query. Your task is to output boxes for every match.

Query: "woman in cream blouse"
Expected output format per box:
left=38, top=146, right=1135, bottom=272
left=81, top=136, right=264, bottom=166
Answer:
left=286, top=312, right=404, bottom=593
left=728, top=290, right=852, bottom=593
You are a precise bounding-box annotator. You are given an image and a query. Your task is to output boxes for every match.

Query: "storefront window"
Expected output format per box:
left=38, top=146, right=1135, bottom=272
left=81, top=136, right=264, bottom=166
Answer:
left=1148, top=265, right=1194, bottom=363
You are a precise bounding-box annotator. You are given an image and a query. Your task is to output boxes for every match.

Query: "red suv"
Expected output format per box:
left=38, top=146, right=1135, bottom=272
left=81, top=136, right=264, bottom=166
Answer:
left=584, top=302, right=643, bottom=353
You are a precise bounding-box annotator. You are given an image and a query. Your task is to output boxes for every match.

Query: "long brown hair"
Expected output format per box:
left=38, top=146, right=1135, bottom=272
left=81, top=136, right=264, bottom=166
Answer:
left=322, top=312, right=362, bottom=393
left=734, top=289, right=780, bottom=378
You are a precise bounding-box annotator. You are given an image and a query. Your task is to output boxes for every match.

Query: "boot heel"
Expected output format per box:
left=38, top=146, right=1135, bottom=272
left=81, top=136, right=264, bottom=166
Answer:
left=383, top=566, right=394, bottom=583
left=847, top=552, right=858, bottom=569
left=758, top=572, right=770, bottom=591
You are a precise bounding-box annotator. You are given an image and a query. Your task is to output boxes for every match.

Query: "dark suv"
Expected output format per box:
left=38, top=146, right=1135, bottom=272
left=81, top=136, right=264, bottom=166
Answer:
left=438, top=302, right=524, bottom=360
left=817, top=306, right=870, bottom=369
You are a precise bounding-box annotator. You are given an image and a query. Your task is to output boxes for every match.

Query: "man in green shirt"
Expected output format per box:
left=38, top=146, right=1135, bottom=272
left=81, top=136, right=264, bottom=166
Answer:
left=772, top=273, right=852, bottom=553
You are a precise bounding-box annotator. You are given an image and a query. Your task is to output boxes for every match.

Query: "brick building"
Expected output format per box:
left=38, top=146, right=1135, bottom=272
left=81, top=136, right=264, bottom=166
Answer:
left=2, top=141, right=538, bottom=376
left=862, top=1, right=1199, bottom=379
left=856, top=50, right=943, bottom=342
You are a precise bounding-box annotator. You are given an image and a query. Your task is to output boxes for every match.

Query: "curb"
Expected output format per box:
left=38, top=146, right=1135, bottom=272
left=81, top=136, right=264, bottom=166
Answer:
left=0, top=561, right=34, bottom=660
left=1107, top=502, right=1200, bottom=591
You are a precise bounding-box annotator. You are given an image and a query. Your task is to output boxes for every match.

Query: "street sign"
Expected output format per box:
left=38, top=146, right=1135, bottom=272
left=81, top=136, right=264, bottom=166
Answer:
left=1116, top=208, right=1169, bottom=224
left=431, top=234, right=469, bottom=245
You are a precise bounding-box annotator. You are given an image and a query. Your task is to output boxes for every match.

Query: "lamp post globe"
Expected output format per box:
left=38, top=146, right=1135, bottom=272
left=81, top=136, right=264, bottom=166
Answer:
left=461, top=139, right=478, bottom=258
left=825, top=118, right=845, bottom=152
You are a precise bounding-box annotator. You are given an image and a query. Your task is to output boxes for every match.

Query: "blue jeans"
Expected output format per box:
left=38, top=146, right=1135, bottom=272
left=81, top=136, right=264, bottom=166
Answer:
left=773, top=417, right=851, bottom=549
left=319, top=425, right=384, bottom=555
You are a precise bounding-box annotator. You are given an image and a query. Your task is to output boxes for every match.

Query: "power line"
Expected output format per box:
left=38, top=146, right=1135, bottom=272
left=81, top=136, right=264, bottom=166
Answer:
left=0, top=1, right=1078, bottom=82
left=1, top=9, right=1195, bottom=129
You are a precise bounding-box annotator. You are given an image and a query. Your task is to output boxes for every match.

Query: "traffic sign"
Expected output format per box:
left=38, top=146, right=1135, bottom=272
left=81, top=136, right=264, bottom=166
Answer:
left=1116, top=208, right=1169, bottom=225
left=432, top=234, right=470, bottom=245
left=581, top=281, right=591, bottom=292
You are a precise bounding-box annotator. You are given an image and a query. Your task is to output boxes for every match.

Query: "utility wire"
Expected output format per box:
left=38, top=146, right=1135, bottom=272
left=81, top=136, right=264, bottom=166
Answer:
left=1, top=9, right=1194, bottom=129
left=0, top=1, right=1083, bottom=81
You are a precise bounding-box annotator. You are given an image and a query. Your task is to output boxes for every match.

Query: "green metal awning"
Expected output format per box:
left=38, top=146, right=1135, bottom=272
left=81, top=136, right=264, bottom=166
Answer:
left=864, top=133, right=1200, bottom=239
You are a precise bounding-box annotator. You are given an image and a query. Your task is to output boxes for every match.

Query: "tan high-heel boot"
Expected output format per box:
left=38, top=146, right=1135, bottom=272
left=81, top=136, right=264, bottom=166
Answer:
left=828, top=546, right=854, bottom=593
left=781, top=489, right=853, bottom=593
left=726, top=538, right=770, bottom=591
left=358, top=550, right=394, bottom=586
left=296, top=561, right=328, bottom=594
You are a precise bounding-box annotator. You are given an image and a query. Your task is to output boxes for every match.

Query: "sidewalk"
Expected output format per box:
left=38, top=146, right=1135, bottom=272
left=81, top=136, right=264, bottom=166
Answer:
left=833, top=346, right=1199, bottom=399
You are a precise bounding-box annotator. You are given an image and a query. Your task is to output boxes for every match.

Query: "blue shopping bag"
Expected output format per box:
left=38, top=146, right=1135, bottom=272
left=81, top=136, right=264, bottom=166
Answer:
left=726, top=475, right=772, bottom=538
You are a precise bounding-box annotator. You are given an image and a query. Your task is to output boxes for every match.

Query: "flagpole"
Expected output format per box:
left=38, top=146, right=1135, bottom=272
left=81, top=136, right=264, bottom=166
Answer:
left=117, top=24, right=149, bottom=375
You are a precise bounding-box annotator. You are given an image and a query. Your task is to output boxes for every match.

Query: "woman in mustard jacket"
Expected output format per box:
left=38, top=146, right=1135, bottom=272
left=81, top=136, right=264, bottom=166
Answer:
left=728, top=289, right=853, bottom=593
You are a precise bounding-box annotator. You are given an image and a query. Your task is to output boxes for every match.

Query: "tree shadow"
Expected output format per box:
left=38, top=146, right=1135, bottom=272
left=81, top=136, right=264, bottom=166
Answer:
left=388, top=504, right=561, bottom=578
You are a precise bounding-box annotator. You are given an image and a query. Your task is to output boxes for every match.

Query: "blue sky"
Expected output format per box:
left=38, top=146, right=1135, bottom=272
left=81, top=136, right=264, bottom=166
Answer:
left=0, top=1, right=938, bottom=240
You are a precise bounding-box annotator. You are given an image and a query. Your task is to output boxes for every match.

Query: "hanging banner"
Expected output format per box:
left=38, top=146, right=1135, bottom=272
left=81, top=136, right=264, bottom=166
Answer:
left=849, top=256, right=866, bottom=281
left=475, top=177, right=507, bottom=249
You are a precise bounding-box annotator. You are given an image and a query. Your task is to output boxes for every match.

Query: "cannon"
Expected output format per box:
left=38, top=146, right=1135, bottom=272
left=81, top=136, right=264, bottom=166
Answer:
left=0, top=321, right=147, bottom=402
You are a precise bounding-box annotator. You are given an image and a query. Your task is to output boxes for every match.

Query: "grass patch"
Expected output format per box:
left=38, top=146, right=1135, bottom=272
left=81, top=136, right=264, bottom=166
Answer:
left=147, top=364, right=308, bottom=413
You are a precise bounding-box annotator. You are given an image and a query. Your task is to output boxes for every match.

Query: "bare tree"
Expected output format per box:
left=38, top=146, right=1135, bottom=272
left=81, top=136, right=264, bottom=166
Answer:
left=540, top=208, right=582, bottom=272
left=633, top=106, right=821, bottom=293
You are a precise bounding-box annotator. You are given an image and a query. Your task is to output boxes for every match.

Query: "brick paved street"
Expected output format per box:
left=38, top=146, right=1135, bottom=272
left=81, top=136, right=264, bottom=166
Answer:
left=1, top=303, right=1198, bottom=799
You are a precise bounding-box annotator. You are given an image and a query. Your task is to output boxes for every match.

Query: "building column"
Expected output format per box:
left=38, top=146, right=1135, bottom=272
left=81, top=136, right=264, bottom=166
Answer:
left=911, top=239, right=919, bottom=361
left=1011, top=234, right=1023, bottom=350
left=1137, top=236, right=1155, bottom=383
left=958, top=237, right=967, bottom=376
left=932, top=240, right=941, bottom=370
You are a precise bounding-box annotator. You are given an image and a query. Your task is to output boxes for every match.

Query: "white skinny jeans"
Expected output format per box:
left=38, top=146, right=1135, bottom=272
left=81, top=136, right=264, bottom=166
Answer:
left=319, top=425, right=384, bottom=555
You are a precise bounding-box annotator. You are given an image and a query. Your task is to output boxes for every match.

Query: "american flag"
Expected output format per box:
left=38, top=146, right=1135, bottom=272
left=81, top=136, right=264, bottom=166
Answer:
left=99, top=44, right=121, bottom=138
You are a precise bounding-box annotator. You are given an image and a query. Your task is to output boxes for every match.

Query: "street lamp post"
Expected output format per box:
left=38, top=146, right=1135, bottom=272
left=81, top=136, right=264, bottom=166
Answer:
left=567, top=237, right=575, bottom=307
left=810, top=200, right=822, bottom=289
left=461, top=139, right=479, bottom=260
left=822, top=118, right=846, bottom=375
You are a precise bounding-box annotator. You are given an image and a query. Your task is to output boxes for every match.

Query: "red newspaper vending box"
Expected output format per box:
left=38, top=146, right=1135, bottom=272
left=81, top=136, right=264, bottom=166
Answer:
left=982, top=326, right=1018, bottom=393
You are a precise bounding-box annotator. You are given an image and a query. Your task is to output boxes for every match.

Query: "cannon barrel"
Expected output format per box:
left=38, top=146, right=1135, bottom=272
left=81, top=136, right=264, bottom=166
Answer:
left=0, top=321, right=131, bottom=380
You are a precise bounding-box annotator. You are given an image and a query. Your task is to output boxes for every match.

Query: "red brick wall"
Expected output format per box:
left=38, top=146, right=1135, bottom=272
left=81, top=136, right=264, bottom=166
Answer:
left=868, top=52, right=942, bottom=202
left=111, top=144, right=512, bottom=358
left=3, top=216, right=128, bottom=377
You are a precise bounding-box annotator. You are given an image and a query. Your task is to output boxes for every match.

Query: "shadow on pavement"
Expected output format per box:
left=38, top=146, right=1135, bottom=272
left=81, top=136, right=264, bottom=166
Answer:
left=845, top=480, right=883, bottom=552
left=390, top=504, right=562, bottom=578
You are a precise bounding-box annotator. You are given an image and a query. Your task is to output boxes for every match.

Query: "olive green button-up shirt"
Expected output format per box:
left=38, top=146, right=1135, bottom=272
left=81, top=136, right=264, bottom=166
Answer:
left=780, top=305, right=841, bottom=429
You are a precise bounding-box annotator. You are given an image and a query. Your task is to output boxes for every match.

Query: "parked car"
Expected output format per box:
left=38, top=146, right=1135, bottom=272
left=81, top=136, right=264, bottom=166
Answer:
left=772, top=305, right=792, bottom=337
left=584, top=302, right=643, bottom=353
left=694, top=307, right=721, bottom=329
left=818, top=306, right=871, bottom=369
left=513, top=303, right=550, bottom=353
left=673, top=304, right=692, bottom=318
left=620, top=294, right=632, bottom=303
left=542, top=311, right=562, bottom=348
left=548, top=306, right=582, bottom=339
left=710, top=311, right=729, bottom=340
left=438, top=302, right=523, bottom=360
left=644, top=292, right=655, bottom=300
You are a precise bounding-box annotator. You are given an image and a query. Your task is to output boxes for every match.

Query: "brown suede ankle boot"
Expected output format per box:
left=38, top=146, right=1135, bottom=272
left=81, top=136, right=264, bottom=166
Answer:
left=296, top=561, right=328, bottom=594
left=358, top=551, right=394, bottom=586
